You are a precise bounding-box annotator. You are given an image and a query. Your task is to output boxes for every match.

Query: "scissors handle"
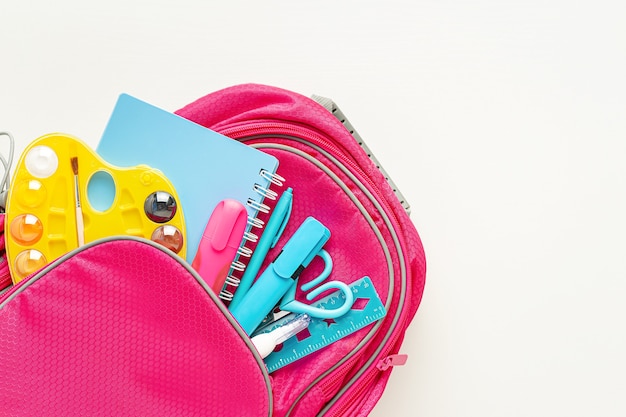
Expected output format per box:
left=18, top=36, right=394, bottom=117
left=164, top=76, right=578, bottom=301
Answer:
left=300, top=249, right=333, bottom=291
left=280, top=250, right=355, bottom=319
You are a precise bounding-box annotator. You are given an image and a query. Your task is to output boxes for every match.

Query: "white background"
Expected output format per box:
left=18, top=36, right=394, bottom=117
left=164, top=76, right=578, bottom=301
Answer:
left=2, top=1, right=625, bottom=416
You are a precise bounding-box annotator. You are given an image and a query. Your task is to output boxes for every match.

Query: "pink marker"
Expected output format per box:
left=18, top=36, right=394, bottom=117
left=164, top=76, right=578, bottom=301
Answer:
left=191, top=199, right=248, bottom=295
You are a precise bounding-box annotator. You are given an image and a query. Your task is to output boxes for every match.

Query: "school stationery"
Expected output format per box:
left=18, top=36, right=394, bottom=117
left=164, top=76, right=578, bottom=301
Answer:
left=3, top=133, right=186, bottom=283
left=0, top=84, right=426, bottom=417
left=175, top=85, right=426, bottom=416
left=278, top=259, right=354, bottom=320
left=256, top=276, right=387, bottom=373
left=191, top=199, right=248, bottom=296
left=69, top=156, right=85, bottom=247
left=96, top=94, right=282, bottom=264
left=228, top=187, right=293, bottom=310
left=230, top=216, right=334, bottom=335
left=251, top=313, right=311, bottom=359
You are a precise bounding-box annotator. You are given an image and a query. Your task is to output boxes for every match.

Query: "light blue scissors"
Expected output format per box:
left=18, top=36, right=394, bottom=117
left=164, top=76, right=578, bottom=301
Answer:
left=278, top=249, right=354, bottom=319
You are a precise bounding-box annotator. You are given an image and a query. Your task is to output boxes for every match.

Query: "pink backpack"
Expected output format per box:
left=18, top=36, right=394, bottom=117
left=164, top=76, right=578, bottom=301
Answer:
left=0, top=84, right=426, bottom=416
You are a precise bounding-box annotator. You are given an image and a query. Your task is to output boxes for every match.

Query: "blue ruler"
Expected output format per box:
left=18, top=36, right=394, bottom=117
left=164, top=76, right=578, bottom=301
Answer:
left=257, top=276, right=386, bottom=373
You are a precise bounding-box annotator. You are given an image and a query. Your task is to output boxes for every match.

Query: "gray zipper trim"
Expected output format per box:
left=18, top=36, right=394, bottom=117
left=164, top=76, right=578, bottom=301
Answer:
left=310, top=94, right=412, bottom=216
left=1, top=135, right=409, bottom=416
left=0, top=235, right=274, bottom=417
left=249, top=141, right=408, bottom=416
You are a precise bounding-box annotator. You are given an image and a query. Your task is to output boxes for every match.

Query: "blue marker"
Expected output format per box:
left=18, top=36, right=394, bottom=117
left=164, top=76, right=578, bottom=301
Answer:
left=230, top=217, right=331, bottom=335
left=229, top=187, right=293, bottom=310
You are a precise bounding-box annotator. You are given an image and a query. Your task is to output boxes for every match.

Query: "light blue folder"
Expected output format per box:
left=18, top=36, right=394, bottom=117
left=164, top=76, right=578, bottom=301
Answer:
left=97, top=94, right=279, bottom=263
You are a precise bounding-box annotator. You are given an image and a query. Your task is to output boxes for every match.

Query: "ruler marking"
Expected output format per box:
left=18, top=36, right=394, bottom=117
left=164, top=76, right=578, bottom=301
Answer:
left=261, top=276, right=386, bottom=373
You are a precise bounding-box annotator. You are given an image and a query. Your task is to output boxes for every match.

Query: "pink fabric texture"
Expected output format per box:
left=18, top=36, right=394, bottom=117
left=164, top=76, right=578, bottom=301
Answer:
left=177, top=84, right=426, bottom=416
left=0, top=239, right=270, bottom=417
left=0, top=84, right=425, bottom=417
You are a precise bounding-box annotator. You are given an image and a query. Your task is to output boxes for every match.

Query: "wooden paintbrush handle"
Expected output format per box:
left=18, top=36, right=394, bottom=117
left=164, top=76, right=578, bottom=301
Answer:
left=75, top=206, right=85, bottom=246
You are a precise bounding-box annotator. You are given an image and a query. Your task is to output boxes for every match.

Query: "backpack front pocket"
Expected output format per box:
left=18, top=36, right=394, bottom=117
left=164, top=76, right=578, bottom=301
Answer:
left=0, top=237, right=272, bottom=417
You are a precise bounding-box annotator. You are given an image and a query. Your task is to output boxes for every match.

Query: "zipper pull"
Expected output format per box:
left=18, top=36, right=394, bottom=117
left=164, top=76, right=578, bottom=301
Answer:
left=377, top=354, right=408, bottom=371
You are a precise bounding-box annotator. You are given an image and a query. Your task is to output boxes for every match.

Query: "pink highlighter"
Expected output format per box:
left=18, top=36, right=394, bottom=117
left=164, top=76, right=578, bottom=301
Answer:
left=191, top=199, right=248, bottom=295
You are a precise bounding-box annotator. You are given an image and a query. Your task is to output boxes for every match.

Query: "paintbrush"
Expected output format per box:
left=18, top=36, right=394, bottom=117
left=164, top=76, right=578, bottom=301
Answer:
left=71, top=157, right=85, bottom=246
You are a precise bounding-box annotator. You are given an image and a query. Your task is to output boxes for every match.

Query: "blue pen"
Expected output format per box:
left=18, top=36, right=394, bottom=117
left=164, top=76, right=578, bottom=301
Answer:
left=230, top=217, right=331, bottom=335
left=229, top=187, right=293, bottom=310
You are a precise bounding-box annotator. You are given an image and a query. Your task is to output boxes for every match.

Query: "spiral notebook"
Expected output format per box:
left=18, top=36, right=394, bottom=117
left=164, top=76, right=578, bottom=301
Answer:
left=97, top=93, right=281, bottom=264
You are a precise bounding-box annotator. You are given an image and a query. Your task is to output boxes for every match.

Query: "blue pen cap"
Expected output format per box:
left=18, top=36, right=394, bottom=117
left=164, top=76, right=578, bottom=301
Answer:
left=273, top=217, right=331, bottom=279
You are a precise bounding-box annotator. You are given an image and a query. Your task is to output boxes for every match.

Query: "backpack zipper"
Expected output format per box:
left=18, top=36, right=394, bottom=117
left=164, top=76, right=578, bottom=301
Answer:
left=220, top=121, right=410, bottom=416
left=321, top=316, right=411, bottom=417
left=219, top=121, right=404, bottom=230
left=326, top=369, right=378, bottom=417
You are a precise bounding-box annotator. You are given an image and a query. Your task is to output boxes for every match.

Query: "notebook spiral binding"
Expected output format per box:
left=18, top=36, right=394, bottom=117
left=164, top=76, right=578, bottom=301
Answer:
left=253, top=184, right=278, bottom=200
left=219, top=288, right=235, bottom=301
left=218, top=169, right=285, bottom=302
left=220, top=271, right=242, bottom=300
left=237, top=246, right=253, bottom=258
left=248, top=217, right=265, bottom=229
left=247, top=199, right=271, bottom=214
left=231, top=260, right=247, bottom=272
left=261, top=169, right=285, bottom=187
left=225, top=275, right=241, bottom=287
left=243, top=231, right=259, bottom=243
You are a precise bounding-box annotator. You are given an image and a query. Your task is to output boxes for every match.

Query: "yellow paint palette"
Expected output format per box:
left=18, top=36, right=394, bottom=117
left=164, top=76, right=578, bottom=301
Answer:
left=5, top=133, right=187, bottom=283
